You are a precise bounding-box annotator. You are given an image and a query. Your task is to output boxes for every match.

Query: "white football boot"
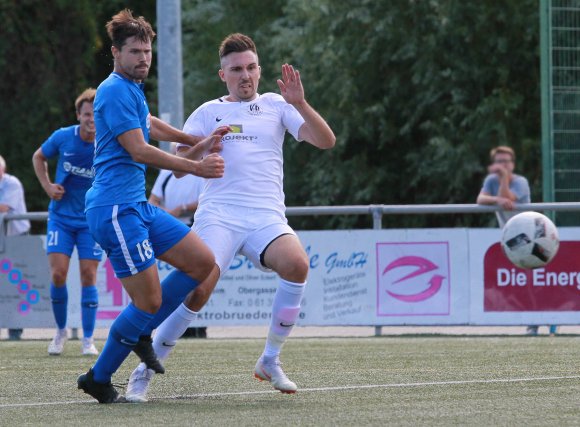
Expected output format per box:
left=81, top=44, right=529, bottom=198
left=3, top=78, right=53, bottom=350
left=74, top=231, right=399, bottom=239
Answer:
left=48, top=329, right=67, bottom=355
left=125, top=363, right=154, bottom=403
left=81, top=337, right=99, bottom=356
left=254, top=356, right=297, bottom=394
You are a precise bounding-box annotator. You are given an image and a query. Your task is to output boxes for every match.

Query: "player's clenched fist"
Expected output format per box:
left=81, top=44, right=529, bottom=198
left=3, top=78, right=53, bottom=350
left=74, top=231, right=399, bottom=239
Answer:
left=195, top=152, right=224, bottom=178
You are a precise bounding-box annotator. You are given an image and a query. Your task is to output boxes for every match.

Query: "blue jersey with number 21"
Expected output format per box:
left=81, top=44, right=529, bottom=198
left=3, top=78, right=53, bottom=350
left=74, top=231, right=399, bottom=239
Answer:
left=86, top=72, right=151, bottom=210
left=41, top=125, right=95, bottom=224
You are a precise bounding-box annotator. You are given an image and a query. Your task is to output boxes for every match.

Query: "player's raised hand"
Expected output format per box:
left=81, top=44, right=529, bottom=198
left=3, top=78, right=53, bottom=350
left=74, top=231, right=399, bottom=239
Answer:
left=277, top=63, right=305, bottom=105
left=195, top=153, right=224, bottom=178
left=46, top=183, right=65, bottom=200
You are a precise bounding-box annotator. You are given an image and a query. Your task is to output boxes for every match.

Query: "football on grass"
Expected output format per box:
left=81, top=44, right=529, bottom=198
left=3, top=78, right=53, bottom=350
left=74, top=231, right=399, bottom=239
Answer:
left=501, top=212, right=559, bottom=269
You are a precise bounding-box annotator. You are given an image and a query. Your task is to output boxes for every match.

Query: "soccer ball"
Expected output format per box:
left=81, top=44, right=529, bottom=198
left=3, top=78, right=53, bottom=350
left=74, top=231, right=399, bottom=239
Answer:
left=501, top=212, right=560, bottom=269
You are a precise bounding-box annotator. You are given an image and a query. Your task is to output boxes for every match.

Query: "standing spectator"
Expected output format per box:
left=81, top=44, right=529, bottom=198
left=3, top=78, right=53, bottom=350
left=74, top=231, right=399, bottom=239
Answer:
left=149, top=165, right=203, bottom=226
left=0, top=155, right=31, bottom=236
left=32, top=88, right=102, bottom=356
left=0, top=155, right=31, bottom=340
left=476, top=146, right=556, bottom=336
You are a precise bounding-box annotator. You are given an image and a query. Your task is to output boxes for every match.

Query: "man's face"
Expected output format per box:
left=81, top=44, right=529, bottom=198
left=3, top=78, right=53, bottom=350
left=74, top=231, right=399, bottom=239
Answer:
left=76, top=101, right=95, bottom=136
left=492, top=153, right=515, bottom=173
left=112, top=36, right=152, bottom=82
left=219, top=50, right=261, bottom=102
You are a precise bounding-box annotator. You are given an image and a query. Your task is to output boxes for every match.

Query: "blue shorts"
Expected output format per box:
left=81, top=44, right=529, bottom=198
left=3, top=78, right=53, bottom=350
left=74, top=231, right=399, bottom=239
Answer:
left=86, top=202, right=190, bottom=278
left=47, top=215, right=103, bottom=260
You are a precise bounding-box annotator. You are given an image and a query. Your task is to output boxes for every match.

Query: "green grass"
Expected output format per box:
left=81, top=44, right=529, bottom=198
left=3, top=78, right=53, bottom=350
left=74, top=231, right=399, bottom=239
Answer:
left=0, top=336, right=578, bottom=426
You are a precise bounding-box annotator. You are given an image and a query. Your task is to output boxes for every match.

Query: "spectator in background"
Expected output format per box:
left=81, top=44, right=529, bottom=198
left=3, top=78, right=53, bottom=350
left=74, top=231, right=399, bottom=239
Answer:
left=149, top=163, right=207, bottom=338
left=32, top=88, right=102, bottom=356
left=0, top=155, right=31, bottom=236
left=148, top=142, right=204, bottom=227
left=476, top=146, right=530, bottom=228
left=149, top=168, right=202, bottom=226
left=0, top=154, right=31, bottom=340
left=476, top=146, right=557, bottom=336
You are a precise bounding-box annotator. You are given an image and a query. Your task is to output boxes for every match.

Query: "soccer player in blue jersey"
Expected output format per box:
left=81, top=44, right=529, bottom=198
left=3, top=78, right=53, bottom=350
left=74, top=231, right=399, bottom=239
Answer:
left=76, top=9, right=226, bottom=403
left=33, top=88, right=102, bottom=357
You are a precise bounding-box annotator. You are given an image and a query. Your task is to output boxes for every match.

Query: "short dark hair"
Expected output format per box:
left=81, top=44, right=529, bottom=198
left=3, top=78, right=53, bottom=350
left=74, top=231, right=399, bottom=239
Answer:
left=219, top=33, right=257, bottom=59
left=490, top=146, right=515, bottom=162
left=74, top=88, right=96, bottom=113
left=106, top=9, right=155, bottom=50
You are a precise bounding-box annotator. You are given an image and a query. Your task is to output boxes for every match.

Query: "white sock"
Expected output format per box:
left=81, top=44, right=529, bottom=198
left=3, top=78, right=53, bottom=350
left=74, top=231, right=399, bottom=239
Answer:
left=152, top=303, right=198, bottom=361
left=262, top=278, right=305, bottom=359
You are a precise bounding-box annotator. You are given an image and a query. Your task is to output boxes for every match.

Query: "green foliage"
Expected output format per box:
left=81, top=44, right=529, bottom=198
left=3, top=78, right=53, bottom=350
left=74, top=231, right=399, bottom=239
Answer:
left=179, top=0, right=542, bottom=229
left=0, top=0, right=543, bottom=230
left=0, top=0, right=96, bottom=222
left=269, top=0, right=541, bottom=228
left=181, top=0, right=285, bottom=109
left=0, top=0, right=155, bottom=225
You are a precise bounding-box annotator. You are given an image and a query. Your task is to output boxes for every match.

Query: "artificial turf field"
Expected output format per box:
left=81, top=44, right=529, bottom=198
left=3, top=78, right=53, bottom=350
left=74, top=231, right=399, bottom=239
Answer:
left=0, top=336, right=578, bottom=426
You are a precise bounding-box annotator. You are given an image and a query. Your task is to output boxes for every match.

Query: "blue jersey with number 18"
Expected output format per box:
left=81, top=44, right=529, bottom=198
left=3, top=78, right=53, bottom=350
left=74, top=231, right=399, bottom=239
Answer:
left=86, top=72, right=151, bottom=210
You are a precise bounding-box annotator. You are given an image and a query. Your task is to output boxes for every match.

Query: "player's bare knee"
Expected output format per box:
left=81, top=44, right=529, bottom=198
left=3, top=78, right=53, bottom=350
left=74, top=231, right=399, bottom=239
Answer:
left=131, top=291, right=162, bottom=314
left=178, top=249, right=214, bottom=282
left=278, top=255, right=309, bottom=283
left=138, top=297, right=162, bottom=314
left=51, top=268, right=68, bottom=285
left=80, top=269, right=97, bottom=286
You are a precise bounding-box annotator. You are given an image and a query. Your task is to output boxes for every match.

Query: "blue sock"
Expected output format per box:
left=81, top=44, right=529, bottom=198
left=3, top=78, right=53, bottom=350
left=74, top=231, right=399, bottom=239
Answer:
left=81, top=286, right=98, bottom=339
left=50, top=284, right=68, bottom=329
left=92, top=303, right=154, bottom=383
left=140, top=270, right=200, bottom=336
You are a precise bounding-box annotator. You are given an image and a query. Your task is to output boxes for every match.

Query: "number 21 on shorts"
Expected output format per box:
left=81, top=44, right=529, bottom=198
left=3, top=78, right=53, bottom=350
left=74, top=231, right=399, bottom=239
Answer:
left=48, top=230, right=58, bottom=246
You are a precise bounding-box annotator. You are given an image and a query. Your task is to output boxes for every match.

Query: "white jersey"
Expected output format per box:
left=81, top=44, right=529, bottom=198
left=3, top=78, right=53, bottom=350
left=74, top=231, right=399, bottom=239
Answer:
left=182, top=93, right=305, bottom=215
left=151, top=169, right=204, bottom=224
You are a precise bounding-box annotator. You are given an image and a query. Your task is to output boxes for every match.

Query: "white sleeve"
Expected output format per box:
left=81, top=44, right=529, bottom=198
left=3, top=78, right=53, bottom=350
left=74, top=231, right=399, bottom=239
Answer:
left=178, top=107, right=208, bottom=151
left=0, top=177, right=25, bottom=211
left=280, top=101, right=305, bottom=141
left=150, top=169, right=172, bottom=198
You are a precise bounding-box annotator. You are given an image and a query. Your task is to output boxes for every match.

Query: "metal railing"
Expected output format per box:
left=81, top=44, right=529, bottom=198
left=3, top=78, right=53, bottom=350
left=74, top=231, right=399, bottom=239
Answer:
left=4, top=202, right=580, bottom=224
left=4, top=203, right=580, bottom=336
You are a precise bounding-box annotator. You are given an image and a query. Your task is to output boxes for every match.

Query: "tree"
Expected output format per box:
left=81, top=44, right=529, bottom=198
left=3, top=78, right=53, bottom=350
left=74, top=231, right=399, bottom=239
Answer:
left=0, top=0, right=155, bottom=225
left=180, top=0, right=541, bottom=229
left=1, top=0, right=544, bottom=232
left=267, top=0, right=541, bottom=229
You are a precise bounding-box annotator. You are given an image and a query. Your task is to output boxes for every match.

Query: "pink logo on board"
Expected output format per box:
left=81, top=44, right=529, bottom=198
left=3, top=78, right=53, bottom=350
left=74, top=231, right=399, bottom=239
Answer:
left=96, top=259, right=127, bottom=320
left=376, top=242, right=450, bottom=316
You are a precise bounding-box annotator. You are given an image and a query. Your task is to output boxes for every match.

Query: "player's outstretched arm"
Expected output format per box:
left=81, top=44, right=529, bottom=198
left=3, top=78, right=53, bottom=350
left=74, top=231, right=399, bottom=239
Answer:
left=277, top=63, right=335, bottom=150
left=173, top=127, right=230, bottom=178
left=150, top=115, right=202, bottom=147
left=118, top=128, right=224, bottom=178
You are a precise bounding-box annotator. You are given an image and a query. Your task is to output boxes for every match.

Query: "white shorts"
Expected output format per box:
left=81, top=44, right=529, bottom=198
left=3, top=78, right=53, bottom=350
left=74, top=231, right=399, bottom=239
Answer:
left=192, top=203, right=296, bottom=277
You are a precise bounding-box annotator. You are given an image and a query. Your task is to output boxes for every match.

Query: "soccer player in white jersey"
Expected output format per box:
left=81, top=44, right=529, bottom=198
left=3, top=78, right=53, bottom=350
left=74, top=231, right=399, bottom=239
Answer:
left=125, top=33, right=335, bottom=401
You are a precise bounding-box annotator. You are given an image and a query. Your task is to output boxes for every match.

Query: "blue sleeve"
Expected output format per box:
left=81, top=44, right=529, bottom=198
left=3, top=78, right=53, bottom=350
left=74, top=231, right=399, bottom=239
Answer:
left=40, top=129, right=63, bottom=159
left=512, top=176, right=531, bottom=203
left=102, top=85, right=142, bottom=138
left=481, top=174, right=495, bottom=194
